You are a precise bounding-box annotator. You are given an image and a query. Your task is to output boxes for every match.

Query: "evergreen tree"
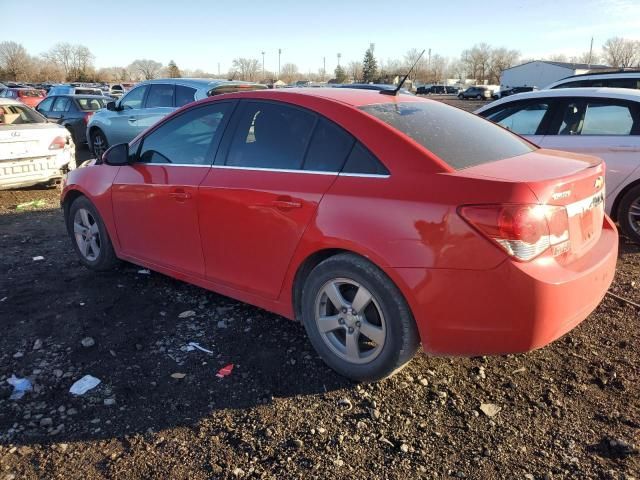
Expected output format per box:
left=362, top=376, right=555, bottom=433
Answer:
left=167, top=60, right=181, bottom=78
left=334, top=64, right=347, bottom=83
left=362, top=46, right=378, bottom=83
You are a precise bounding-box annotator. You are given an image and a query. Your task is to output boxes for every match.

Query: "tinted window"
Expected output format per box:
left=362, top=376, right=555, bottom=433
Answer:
left=557, top=101, right=635, bottom=136
left=145, top=84, right=174, bottom=108
left=37, top=97, right=54, bottom=112
left=361, top=102, right=535, bottom=169
left=607, top=78, right=640, bottom=89
left=76, top=97, right=106, bottom=111
left=120, top=86, right=148, bottom=110
left=138, top=103, right=230, bottom=165
left=485, top=102, right=550, bottom=135
left=175, top=85, right=197, bottom=107
left=226, top=101, right=316, bottom=170
left=343, top=142, right=389, bottom=175
left=52, top=97, right=71, bottom=112
left=303, top=118, right=354, bottom=172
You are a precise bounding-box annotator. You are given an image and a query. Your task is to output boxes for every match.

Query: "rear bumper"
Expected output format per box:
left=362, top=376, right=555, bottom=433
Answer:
left=396, top=216, right=618, bottom=356
left=0, top=149, right=75, bottom=190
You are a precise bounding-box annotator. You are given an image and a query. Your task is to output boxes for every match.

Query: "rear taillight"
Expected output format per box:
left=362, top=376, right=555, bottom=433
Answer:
left=459, top=204, right=570, bottom=261
left=83, top=112, right=94, bottom=124
left=49, top=136, right=67, bottom=150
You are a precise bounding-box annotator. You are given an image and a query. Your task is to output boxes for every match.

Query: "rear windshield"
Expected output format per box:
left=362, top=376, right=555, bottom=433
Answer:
left=76, top=97, right=107, bottom=111
left=19, top=90, right=43, bottom=98
left=0, top=104, right=46, bottom=125
left=360, top=101, right=535, bottom=169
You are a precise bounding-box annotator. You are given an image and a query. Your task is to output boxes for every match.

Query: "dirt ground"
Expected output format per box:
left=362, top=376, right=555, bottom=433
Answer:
left=0, top=101, right=639, bottom=480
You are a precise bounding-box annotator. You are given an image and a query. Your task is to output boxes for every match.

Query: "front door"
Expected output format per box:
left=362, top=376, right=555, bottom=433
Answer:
left=199, top=100, right=355, bottom=299
left=109, top=84, right=149, bottom=145
left=111, top=102, right=234, bottom=276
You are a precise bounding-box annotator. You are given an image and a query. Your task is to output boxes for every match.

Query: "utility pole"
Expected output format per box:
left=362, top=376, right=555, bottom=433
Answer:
left=337, top=53, right=341, bottom=66
left=217, top=62, right=220, bottom=77
left=261, top=51, right=265, bottom=80
left=322, top=56, right=326, bottom=81
left=588, top=37, right=594, bottom=68
left=428, top=48, right=432, bottom=83
left=278, top=48, right=281, bottom=79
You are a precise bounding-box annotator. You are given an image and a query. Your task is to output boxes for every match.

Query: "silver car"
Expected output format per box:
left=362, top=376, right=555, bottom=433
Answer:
left=86, top=78, right=266, bottom=158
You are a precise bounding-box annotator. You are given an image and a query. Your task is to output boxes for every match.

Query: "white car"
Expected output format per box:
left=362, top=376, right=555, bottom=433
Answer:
left=475, top=87, right=640, bottom=242
left=0, top=98, right=75, bottom=190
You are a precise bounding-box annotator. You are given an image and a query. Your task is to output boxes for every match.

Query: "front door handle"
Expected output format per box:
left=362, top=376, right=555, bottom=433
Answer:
left=272, top=197, right=302, bottom=210
left=169, top=189, right=192, bottom=201
left=610, top=145, right=639, bottom=152
left=128, top=116, right=136, bottom=123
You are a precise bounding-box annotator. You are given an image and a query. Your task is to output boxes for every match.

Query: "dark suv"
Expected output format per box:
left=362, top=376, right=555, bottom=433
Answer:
left=458, top=86, right=492, bottom=100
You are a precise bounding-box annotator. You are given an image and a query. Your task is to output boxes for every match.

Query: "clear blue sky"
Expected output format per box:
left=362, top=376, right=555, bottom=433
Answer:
left=4, top=0, right=639, bottom=74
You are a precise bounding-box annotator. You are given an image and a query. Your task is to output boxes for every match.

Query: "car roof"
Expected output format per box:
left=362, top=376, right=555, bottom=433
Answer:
left=216, top=87, right=426, bottom=108
left=475, top=87, right=640, bottom=113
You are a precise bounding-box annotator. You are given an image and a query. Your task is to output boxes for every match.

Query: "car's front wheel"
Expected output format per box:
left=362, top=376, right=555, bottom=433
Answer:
left=67, top=196, right=119, bottom=271
left=301, top=253, right=420, bottom=382
left=90, top=129, right=109, bottom=160
left=618, top=184, right=640, bottom=244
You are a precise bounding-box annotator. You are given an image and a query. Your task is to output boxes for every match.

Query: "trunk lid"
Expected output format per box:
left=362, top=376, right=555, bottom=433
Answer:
left=461, top=149, right=606, bottom=261
left=0, top=123, right=64, bottom=162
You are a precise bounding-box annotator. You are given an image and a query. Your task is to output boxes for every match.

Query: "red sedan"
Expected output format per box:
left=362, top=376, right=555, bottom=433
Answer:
left=0, top=87, right=46, bottom=108
left=61, top=88, right=617, bottom=382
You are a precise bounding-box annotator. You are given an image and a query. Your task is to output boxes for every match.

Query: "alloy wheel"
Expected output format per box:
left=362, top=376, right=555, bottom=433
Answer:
left=314, top=278, right=386, bottom=364
left=92, top=132, right=107, bottom=159
left=629, top=197, right=640, bottom=236
left=73, top=208, right=101, bottom=261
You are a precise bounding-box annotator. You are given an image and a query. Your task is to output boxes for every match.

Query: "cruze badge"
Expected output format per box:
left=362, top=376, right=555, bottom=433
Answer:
left=594, top=176, right=604, bottom=190
left=552, top=190, right=571, bottom=201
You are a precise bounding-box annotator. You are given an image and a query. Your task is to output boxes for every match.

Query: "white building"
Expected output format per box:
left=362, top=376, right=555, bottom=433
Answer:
left=500, top=61, right=610, bottom=89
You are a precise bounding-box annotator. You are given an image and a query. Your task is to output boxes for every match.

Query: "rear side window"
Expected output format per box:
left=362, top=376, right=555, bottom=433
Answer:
left=303, top=118, right=354, bottom=172
left=175, top=85, right=197, bottom=107
left=360, top=101, right=535, bottom=169
left=76, top=97, right=106, bottom=111
left=343, top=143, right=389, bottom=175
left=226, top=101, right=316, bottom=170
left=145, top=84, right=174, bottom=108
left=557, top=101, right=636, bottom=136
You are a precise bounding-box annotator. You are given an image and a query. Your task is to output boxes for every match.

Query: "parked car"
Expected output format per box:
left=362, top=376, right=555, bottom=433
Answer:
left=335, top=83, right=414, bottom=95
left=86, top=78, right=267, bottom=158
left=418, top=85, right=459, bottom=95
left=48, top=85, right=105, bottom=97
left=36, top=94, right=111, bottom=145
left=493, top=86, right=537, bottom=99
left=458, top=86, right=492, bottom=100
left=62, top=88, right=617, bottom=381
left=108, top=84, right=127, bottom=97
left=0, top=98, right=75, bottom=189
left=0, top=83, right=7, bottom=95
left=0, top=88, right=46, bottom=108
left=476, top=87, right=640, bottom=242
left=546, top=70, right=640, bottom=90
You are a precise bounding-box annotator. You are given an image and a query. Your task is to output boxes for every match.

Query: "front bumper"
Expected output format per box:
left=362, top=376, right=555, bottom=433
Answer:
left=395, top=216, right=618, bottom=356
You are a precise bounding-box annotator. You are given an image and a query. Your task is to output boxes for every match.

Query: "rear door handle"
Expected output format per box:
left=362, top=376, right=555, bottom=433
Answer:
left=272, top=197, right=302, bottom=210
left=169, top=189, right=191, bottom=201
left=610, top=146, right=639, bottom=152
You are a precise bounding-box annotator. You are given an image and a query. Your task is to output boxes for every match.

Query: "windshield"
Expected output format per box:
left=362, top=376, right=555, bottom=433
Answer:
left=0, top=103, right=46, bottom=125
left=76, top=97, right=107, bottom=111
left=360, top=101, right=535, bottom=169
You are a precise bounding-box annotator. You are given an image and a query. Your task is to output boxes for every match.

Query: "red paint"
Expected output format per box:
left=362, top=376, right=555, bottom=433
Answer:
left=61, top=88, right=618, bottom=357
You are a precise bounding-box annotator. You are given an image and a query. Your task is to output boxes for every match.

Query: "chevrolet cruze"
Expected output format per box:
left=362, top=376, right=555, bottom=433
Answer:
left=61, top=88, right=618, bottom=382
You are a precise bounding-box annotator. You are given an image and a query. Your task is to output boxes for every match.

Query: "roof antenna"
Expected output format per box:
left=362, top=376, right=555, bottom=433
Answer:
left=381, top=49, right=425, bottom=96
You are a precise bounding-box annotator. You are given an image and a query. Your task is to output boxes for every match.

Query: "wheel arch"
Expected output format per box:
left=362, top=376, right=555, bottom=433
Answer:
left=610, top=178, right=640, bottom=222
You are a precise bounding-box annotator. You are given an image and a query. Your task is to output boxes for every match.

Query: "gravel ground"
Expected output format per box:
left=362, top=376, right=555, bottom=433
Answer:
left=0, top=106, right=638, bottom=480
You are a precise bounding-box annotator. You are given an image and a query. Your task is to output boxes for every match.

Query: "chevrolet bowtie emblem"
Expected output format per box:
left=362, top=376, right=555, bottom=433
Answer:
left=594, top=176, right=604, bottom=190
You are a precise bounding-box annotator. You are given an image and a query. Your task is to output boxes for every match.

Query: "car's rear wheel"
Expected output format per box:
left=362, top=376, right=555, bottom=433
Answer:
left=90, top=129, right=108, bottom=160
left=476, top=94, right=482, bottom=100
left=458, top=94, right=464, bottom=100
left=301, top=253, right=419, bottom=382
left=618, top=184, right=640, bottom=244
left=67, top=196, right=119, bottom=270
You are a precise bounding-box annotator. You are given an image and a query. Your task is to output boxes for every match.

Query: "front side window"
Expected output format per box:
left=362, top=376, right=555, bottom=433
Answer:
left=138, top=103, right=231, bottom=165
left=37, top=97, right=55, bottom=112
left=120, top=86, right=148, bottom=110
left=145, top=84, right=174, bottom=108
left=52, top=97, right=71, bottom=112
left=485, top=102, right=550, bottom=135
left=361, top=101, right=535, bottom=169
left=557, top=101, right=636, bottom=136
left=226, top=101, right=316, bottom=170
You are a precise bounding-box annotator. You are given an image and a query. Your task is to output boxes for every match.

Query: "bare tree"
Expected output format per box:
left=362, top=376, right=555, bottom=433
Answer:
left=128, top=59, right=163, bottom=80
left=602, top=37, right=640, bottom=67
left=546, top=53, right=569, bottom=63
left=489, top=47, right=520, bottom=84
left=229, top=58, right=260, bottom=81
left=43, top=42, right=95, bottom=80
left=570, top=50, right=601, bottom=65
left=347, top=61, right=363, bottom=82
left=429, top=54, right=449, bottom=83
left=403, top=48, right=428, bottom=82
left=279, top=63, right=299, bottom=84
left=0, top=41, right=32, bottom=80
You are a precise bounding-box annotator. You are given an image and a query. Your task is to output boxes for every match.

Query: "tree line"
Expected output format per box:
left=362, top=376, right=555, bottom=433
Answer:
left=1, top=37, right=639, bottom=85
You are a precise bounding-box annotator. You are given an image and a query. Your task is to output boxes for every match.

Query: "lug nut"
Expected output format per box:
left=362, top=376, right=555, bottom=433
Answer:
left=342, top=308, right=348, bottom=314
left=339, top=318, right=345, bottom=325
left=348, top=327, right=354, bottom=333
left=355, top=321, right=361, bottom=327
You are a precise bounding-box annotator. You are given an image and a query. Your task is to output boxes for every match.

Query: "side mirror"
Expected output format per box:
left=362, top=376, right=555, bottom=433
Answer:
left=106, top=101, right=118, bottom=111
left=102, top=143, right=130, bottom=166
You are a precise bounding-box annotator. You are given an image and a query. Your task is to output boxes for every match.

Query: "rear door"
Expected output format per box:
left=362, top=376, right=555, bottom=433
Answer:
left=136, top=83, right=176, bottom=132
left=538, top=98, right=640, bottom=202
left=198, top=100, right=354, bottom=299
left=111, top=102, right=234, bottom=276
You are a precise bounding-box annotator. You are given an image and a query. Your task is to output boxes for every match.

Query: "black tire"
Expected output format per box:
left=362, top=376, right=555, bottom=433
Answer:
left=300, top=253, right=420, bottom=382
left=476, top=94, right=482, bottom=100
left=458, top=94, right=464, bottom=100
left=67, top=196, right=119, bottom=271
left=90, top=128, right=108, bottom=160
left=617, top=184, right=640, bottom=244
